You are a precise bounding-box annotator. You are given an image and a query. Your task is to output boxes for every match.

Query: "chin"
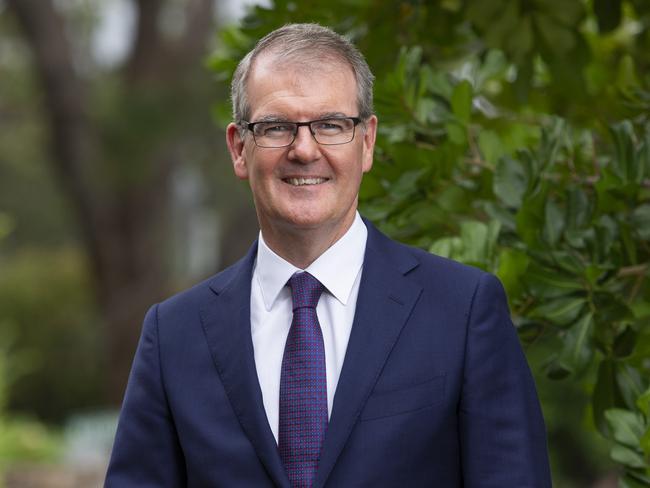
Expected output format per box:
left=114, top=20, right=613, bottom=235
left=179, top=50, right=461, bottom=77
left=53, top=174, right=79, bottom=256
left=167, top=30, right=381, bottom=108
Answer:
left=284, top=215, right=329, bottom=230
left=273, top=208, right=331, bottom=229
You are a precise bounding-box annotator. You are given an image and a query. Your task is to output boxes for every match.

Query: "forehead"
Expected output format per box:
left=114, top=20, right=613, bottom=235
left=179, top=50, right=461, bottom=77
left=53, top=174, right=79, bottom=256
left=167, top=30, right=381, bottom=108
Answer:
left=246, top=54, right=358, bottom=120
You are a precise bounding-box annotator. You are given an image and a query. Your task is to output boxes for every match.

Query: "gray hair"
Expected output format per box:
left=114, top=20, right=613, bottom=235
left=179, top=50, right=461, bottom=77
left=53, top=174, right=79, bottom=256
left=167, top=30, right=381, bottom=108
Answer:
left=231, top=23, right=374, bottom=124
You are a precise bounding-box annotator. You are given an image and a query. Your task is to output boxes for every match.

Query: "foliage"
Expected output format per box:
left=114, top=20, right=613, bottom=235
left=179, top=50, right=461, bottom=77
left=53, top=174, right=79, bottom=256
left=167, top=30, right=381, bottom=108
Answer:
left=0, top=219, right=62, bottom=477
left=0, top=247, right=104, bottom=422
left=210, top=0, right=650, bottom=484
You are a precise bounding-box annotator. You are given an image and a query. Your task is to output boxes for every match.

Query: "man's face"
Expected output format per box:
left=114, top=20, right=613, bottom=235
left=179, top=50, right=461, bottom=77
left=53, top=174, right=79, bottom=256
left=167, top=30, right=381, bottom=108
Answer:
left=226, top=54, right=377, bottom=241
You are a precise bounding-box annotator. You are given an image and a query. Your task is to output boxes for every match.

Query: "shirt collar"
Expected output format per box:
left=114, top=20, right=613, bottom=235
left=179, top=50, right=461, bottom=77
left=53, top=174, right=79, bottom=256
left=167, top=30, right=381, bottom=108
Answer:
left=255, top=212, right=367, bottom=311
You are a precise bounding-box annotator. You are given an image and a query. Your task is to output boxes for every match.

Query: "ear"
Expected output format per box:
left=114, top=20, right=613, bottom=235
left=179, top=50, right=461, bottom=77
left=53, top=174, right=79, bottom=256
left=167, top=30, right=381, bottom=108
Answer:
left=361, top=115, right=377, bottom=173
left=226, top=123, right=249, bottom=180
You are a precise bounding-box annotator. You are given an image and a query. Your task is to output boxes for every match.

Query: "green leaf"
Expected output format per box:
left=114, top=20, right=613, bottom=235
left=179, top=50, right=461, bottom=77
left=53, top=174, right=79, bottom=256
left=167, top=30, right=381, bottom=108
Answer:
left=616, top=55, right=641, bottom=97
left=616, top=365, right=645, bottom=413
left=494, top=155, right=528, bottom=207
left=482, top=201, right=517, bottom=231
left=593, top=292, right=634, bottom=324
left=631, top=204, right=650, bottom=240
left=620, top=222, right=638, bottom=264
left=543, top=198, right=564, bottom=245
left=445, top=121, right=467, bottom=145
left=548, top=251, right=585, bottom=275
left=537, top=117, right=567, bottom=171
left=430, top=237, right=463, bottom=259
left=507, top=15, right=533, bottom=62
left=610, top=444, right=646, bottom=468
left=460, top=221, right=489, bottom=264
left=636, top=388, right=650, bottom=416
left=415, top=97, right=440, bottom=124
left=524, top=266, right=584, bottom=298
left=481, top=0, right=520, bottom=49
left=641, top=126, right=650, bottom=181
left=613, top=327, right=637, bottom=358
left=558, top=313, right=593, bottom=373
left=388, top=169, right=424, bottom=201
left=436, top=185, right=469, bottom=213
left=594, top=214, right=618, bottom=261
left=621, top=472, right=650, bottom=488
left=605, top=408, right=644, bottom=447
left=537, top=0, right=585, bottom=24
left=641, top=426, right=650, bottom=458
left=496, top=248, right=529, bottom=298
left=359, top=200, right=393, bottom=221
left=465, top=0, right=505, bottom=30
left=512, top=57, right=534, bottom=103
left=593, top=359, right=625, bottom=435
left=566, top=187, right=592, bottom=230
left=451, top=80, right=473, bottom=124
left=516, top=183, right=549, bottom=247
left=485, top=220, right=501, bottom=265
left=478, top=130, right=505, bottom=167
left=422, top=67, right=454, bottom=99
left=359, top=173, right=385, bottom=200
left=529, top=296, right=586, bottom=326
left=610, top=121, right=637, bottom=184
left=457, top=220, right=501, bottom=266
left=533, top=12, right=575, bottom=55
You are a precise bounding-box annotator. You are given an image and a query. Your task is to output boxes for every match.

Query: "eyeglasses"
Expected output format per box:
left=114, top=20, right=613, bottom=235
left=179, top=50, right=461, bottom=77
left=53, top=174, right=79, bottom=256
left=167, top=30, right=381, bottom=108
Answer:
left=241, top=117, right=361, bottom=148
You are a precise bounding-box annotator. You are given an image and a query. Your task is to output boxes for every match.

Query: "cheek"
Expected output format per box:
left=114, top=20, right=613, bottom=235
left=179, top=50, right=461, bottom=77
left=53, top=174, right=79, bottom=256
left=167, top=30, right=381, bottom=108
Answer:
left=247, top=157, right=279, bottom=194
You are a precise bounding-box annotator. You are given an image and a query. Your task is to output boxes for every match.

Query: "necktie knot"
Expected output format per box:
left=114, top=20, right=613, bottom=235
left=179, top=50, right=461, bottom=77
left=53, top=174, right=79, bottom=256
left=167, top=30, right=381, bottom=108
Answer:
left=288, top=272, right=324, bottom=310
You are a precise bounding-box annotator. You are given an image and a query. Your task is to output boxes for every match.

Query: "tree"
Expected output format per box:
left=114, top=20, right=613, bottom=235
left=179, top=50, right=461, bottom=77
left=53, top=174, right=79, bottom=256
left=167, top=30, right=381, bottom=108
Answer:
left=211, top=1, right=650, bottom=485
left=3, top=0, right=218, bottom=403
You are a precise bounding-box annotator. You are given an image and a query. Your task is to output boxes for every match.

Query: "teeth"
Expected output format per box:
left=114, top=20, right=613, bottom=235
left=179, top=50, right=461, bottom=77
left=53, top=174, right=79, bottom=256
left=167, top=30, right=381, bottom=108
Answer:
left=285, top=177, right=326, bottom=186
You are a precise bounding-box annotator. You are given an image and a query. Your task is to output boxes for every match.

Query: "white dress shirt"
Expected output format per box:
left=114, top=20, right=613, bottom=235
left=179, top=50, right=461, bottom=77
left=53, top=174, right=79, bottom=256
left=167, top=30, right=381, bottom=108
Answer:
left=250, top=212, right=367, bottom=443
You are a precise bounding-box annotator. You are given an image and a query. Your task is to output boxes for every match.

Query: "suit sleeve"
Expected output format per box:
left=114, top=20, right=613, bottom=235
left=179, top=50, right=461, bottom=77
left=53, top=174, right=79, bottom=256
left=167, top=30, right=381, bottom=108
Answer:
left=459, top=273, right=552, bottom=487
left=105, top=304, right=186, bottom=487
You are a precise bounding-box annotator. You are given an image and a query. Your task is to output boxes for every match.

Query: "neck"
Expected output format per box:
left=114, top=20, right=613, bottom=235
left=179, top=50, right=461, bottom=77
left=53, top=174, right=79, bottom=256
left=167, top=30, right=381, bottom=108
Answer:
left=260, top=214, right=356, bottom=269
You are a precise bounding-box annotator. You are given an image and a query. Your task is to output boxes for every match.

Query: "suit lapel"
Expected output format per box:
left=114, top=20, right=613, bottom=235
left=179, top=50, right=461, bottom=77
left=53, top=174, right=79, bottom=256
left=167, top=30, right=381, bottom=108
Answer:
left=314, top=225, right=423, bottom=488
left=200, top=244, right=290, bottom=488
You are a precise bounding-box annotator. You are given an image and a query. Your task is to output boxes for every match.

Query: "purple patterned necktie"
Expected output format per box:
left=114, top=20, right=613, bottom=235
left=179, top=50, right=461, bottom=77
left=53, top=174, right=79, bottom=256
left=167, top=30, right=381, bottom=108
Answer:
left=279, top=271, right=328, bottom=488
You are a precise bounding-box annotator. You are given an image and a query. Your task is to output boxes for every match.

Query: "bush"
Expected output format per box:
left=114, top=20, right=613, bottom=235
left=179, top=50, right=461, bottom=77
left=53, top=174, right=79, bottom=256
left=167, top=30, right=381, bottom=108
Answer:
left=0, top=247, right=105, bottom=423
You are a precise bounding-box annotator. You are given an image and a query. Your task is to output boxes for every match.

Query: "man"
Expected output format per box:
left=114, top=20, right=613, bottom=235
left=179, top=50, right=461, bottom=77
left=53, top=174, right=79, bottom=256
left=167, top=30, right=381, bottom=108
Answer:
left=106, top=23, right=552, bottom=487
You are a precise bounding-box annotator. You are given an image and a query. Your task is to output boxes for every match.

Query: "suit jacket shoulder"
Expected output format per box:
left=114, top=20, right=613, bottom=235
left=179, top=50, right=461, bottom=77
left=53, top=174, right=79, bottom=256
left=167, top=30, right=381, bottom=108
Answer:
left=154, top=241, right=258, bottom=330
left=364, top=219, right=490, bottom=308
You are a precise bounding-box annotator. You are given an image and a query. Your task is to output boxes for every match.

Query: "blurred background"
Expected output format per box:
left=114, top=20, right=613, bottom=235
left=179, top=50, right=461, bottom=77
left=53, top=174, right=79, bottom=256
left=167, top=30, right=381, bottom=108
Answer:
left=0, top=0, right=648, bottom=487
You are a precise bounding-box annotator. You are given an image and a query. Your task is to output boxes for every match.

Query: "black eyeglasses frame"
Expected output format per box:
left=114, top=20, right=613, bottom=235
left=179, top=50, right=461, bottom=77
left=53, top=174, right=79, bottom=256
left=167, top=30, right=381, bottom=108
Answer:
left=240, top=116, right=362, bottom=148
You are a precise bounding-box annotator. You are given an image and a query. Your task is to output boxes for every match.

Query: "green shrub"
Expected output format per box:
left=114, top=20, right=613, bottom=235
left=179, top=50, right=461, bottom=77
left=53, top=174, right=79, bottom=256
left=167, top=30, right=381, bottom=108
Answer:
left=0, top=247, right=105, bottom=423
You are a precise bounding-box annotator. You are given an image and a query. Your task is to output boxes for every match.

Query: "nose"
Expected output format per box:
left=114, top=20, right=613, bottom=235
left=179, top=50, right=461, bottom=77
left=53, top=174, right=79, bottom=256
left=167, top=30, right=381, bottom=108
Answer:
left=288, top=125, right=321, bottom=163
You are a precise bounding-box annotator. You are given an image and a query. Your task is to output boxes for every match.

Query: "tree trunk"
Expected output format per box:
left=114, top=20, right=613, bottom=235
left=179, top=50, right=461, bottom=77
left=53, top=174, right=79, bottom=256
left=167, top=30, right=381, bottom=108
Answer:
left=7, top=0, right=216, bottom=404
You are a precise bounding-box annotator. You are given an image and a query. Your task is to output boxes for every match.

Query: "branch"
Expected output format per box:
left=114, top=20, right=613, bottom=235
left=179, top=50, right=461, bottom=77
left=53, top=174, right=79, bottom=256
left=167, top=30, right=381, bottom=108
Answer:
left=616, top=263, right=648, bottom=303
left=126, top=0, right=215, bottom=81
left=617, top=263, right=648, bottom=278
left=126, top=0, right=166, bottom=82
left=176, top=0, right=215, bottom=68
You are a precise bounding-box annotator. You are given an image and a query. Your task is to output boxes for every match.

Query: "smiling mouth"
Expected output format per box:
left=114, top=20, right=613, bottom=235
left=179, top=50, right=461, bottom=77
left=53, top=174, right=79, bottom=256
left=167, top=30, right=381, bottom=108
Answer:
left=283, top=177, right=328, bottom=186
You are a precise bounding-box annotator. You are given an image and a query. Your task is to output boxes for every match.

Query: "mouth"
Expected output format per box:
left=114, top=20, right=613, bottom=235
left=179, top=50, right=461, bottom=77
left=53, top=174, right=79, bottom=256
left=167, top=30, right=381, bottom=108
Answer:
left=283, top=177, right=328, bottom=186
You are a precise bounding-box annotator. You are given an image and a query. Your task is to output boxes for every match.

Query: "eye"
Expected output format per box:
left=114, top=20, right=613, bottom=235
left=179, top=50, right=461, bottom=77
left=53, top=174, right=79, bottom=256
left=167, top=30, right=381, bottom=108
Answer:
left=256, top=122, right=294, bottom=136
left=313, top=120, right=346, bottom=133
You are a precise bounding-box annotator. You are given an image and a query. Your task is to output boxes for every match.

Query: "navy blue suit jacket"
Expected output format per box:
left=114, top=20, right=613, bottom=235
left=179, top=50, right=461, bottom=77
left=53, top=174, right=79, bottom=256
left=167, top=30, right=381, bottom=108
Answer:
left=106, top=221, right=551, bottom=487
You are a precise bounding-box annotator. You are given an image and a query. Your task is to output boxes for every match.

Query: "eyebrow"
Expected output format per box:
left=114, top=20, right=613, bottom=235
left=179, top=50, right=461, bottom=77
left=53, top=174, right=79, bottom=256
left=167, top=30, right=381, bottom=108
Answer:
left=252, top=112, right=350, bottom=123
left=254, top=114, right=291, bottom=123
